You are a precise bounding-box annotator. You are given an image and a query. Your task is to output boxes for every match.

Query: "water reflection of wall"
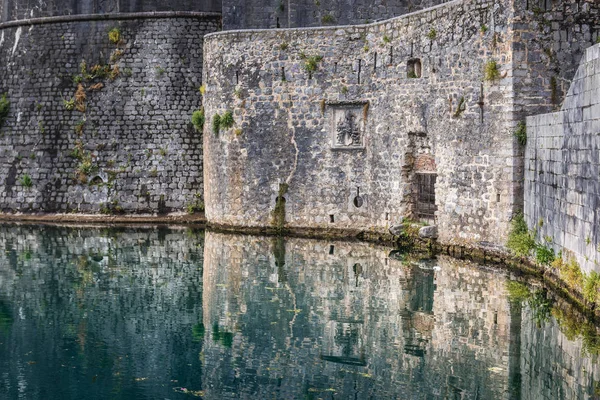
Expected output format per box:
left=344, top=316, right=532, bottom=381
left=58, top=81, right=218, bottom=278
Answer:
left=0, top=225, right=205, bottom=399
left=1, top=226, right=600, bottom=399
left=202, top=232, right=515, bottom=399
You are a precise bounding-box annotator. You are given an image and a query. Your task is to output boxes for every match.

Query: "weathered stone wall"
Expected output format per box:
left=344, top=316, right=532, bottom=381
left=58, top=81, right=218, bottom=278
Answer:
left=0, top=0, right=222, bottom=22
left=0, top=14, right=219, bottom=214
left=511, top=1, right=600, bottom=210
left=203, top=0, right=518, bottom=244
left=222, top=0, right=448, bottom=30
left=525, top=43, right=600, bottom=273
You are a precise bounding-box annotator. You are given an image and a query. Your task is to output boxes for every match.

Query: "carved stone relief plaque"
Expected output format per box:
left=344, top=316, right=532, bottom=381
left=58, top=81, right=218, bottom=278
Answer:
left=330, top=103, right=366, bottom=149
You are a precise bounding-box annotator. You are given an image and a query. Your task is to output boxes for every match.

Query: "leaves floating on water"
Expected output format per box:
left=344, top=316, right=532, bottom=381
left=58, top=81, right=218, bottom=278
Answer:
left=173, top=387, right=204, bottom=397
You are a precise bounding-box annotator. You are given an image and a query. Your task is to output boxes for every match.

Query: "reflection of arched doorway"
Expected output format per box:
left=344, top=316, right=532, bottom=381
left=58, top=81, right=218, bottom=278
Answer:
left=414, top=154, right=437, bottom=224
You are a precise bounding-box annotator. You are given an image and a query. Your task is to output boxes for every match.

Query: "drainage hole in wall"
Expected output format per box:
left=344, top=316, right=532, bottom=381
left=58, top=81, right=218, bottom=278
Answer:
left=330, top=215, right=335, bottom=223
left=353, top=195, right=364, bottom=208
left=329, top=245, right=335, bottom=255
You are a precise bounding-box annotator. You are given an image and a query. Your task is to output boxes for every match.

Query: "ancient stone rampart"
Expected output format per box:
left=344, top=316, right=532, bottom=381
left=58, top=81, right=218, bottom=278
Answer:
left=0, top=12, right=219, bottom=214
left=203, top=0, right=518, bottom=244
left=525, top=44, right=600, bottom=273
left=0, top=0, right=222, bottom=22
left=222, top=0, right=448, bottom=30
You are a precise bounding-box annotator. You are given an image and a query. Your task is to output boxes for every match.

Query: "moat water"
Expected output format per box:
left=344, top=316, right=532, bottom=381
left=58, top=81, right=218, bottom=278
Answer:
left=0, top=225, right=599, bottom=399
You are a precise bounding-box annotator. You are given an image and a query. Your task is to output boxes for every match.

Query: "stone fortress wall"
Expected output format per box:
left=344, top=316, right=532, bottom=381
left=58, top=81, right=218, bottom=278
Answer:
left=525, top=43, right=600, bottom=273
left=203, top=0, right=517, bottom=244
left=222, top=0, right=448, bottom=30
left=203, top=0, right=600, bottom=247
left=0, top=0, right=222, bottom=22
left=0, top=4, right=220, bottom=214
left=0, top=0, right=598, bottom=258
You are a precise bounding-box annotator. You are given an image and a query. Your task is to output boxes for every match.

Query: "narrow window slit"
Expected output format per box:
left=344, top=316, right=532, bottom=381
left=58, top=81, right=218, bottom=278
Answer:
left=358, top=59, right=362, bottom=84
left=329, top=245, right=335, bottom=255
left=330, top=215, right=335, bottom=223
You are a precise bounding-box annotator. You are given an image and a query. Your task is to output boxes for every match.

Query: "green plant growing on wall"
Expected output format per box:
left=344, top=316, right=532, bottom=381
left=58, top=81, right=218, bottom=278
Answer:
left=63, top=98, right=75, bottom=111
left=234, top=128, right=243, bottom=136
left=0, top=93, right=9, bottom=129
left=300, top=53, right=323, bottom=79
left=553, top=256, right=583, bottom=291
left=155, top=66, right=165, bottom=77
left=453, top=96, right=466, bottom=118
left=341, top=86, right=349, bottom=95
left=272, top=183, right=289, bottom=231
left=278, top=1, right=285, bottom=12
left=110, top=49, right=124, bottom=63
left=383, top=35, right=391, bottom=44
left=584, top=272, right=600, bottom=304
left=199, top=85, right=206, bottom=96
left=75, top=155, right=96, bottom=184
left=279, top=42, right=289, bottom=51
left=507, top=213, right=535, bottom=257
left=426, top=28, right=437, bottom=40
left=186, top=194, right=205, bottom=214
left=484, top=59, right=500, bottom=81
left=480, top=25, right=488, bottom=34
left=321, top=14, right=335, bottom=24
left=515, top=121, right=527, bottom=146
left=220, top=111, right=234, bottom=130
left=74, top=120, right=85, bottom=136
left=192, top=108, right=205, bottom=132
left=108, top=28, right=121, bottom=44
left=20, top=174, right=33, bottom=188
left=212, top=114, right=221, bottom=135
left=535, top=243, right=555, bottom=265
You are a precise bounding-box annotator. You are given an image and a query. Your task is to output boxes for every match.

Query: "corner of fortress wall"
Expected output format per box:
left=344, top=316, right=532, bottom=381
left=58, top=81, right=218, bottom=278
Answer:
left=525, top=43, right=600, bottom=273
left=0, top=13, right=220, bottom=214
left=202, top=0, right=519, bottom=245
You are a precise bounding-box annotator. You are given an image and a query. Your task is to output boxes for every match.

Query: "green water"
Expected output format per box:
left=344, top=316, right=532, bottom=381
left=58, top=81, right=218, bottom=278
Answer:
left=0, top=225, right=598, bottom=399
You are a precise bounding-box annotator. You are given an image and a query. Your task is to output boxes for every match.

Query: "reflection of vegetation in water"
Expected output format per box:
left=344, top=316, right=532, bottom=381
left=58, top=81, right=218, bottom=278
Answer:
left=528, top=289, right=553, bottom=328
left=508, top=280, right=600, bottom=356
left=212, top=323, right=234, bottom=348
left=0, top=301, right=13, bottom=334
left=505, top=281, right=531, bottom=303
left=505, top=281, right=552, bottom=327
left=192, top=323, right=205, bottom=342
left=552, top=307, right=600, bottom=357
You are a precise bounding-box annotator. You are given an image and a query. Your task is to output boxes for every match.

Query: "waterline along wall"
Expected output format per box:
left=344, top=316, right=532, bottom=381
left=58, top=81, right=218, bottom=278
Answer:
left=0, top=11, right=219, bottom=213
left=203, top=0, right=518, bottom=244
left=525, top=44, right=600, bottom=273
